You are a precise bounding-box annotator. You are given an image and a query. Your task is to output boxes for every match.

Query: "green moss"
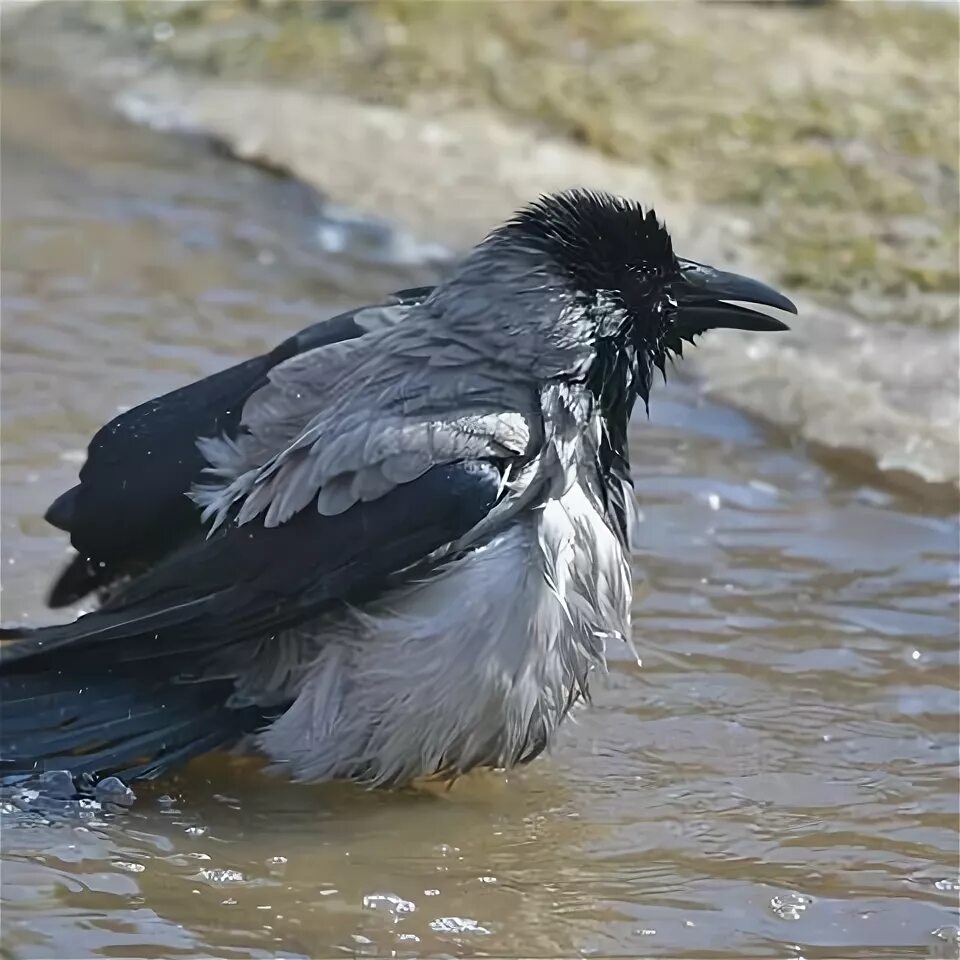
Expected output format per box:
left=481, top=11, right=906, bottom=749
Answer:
left=85, top=0, right=959, bottom=317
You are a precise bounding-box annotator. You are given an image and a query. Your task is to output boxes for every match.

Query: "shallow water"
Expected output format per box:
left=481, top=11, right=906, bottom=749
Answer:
left=1, top=70, right=958, bottom=960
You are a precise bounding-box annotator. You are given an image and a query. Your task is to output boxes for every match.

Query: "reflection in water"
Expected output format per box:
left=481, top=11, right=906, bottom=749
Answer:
left=1, top=72, right=958, bottom=960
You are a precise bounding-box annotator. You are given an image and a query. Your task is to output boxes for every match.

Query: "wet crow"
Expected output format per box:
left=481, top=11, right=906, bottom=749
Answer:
left=0, top=189, right=795, bottom=788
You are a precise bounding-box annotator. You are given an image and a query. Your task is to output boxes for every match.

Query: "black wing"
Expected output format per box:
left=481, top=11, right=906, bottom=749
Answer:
left=0, top=459, right=499, bottom=781
left=44, top=286, right=434, bottom=607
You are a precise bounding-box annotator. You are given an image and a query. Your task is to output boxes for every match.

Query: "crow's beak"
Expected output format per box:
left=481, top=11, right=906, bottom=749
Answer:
left=672, top=258, right=796, bottom=339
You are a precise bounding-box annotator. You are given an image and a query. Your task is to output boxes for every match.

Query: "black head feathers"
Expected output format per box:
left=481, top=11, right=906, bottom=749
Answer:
left=502, top=188, right=677, bottom=298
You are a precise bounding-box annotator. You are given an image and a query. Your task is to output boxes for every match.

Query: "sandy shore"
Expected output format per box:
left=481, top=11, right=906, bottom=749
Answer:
left=4, top=4, right=958, bottom=499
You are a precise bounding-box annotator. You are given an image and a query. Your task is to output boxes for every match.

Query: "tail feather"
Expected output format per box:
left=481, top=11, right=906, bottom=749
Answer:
left=0, top=624, right=269, bottom=783
left=0, top=595, right=216, bottom=668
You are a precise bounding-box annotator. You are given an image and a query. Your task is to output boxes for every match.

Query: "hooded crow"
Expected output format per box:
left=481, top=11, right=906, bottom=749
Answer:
left=0, top=189, right=795, bottom=789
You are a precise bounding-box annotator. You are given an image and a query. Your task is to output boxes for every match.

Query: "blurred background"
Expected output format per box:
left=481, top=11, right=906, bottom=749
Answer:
left=1, top=2, right=958, bottom=958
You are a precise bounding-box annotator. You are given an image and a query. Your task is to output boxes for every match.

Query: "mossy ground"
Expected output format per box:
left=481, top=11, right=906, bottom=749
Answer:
left=84, top=0, right=958, bottom=322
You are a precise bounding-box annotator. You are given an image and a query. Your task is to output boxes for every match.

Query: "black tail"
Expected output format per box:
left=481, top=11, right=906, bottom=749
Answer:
left=0, top=622, right=266, bottom=783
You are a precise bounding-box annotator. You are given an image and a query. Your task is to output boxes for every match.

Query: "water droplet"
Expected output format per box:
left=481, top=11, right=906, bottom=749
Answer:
left=911, top=649, right=922, bottom=660
left=748, top=479, right=778, bottom=495
left=363, top=893, right=416, bottom=918
left=706, top=493, right=721, bottom=511
left=96, top=777, right=135, bottom=806
left=38, top=770, right=76, bottom=799
left=152, top=21, right=174, bottom=42
left=770, top=892, right=812, bottom=920
left=199, top=868, right=244, bottom=884
left=429, top=917, right=491, bottom=934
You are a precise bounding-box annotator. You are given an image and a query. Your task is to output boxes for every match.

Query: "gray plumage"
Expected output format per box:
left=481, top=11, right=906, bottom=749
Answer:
left=0, top=189, right=795, bottom=790
left=209, top=379, right=628, bottom=785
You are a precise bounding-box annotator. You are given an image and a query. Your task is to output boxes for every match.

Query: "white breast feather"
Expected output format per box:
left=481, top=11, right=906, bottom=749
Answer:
left=255, top=479, right=632, bottom=785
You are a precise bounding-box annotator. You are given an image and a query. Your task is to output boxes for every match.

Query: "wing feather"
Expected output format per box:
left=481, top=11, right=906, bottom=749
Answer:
left=196, top=317, right=543, bottom=530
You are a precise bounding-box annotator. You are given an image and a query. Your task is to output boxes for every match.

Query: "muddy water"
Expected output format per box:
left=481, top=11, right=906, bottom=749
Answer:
left=1, top=72, right=958, bottom=960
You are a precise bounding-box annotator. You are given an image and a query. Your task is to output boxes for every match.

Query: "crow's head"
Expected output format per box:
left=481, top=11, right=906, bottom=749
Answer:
left=485, top=188, right=795, bottom=408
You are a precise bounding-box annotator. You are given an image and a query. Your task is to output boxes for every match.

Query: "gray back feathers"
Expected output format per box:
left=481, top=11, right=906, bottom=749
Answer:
left=190, top=232, right=609, bottom=532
